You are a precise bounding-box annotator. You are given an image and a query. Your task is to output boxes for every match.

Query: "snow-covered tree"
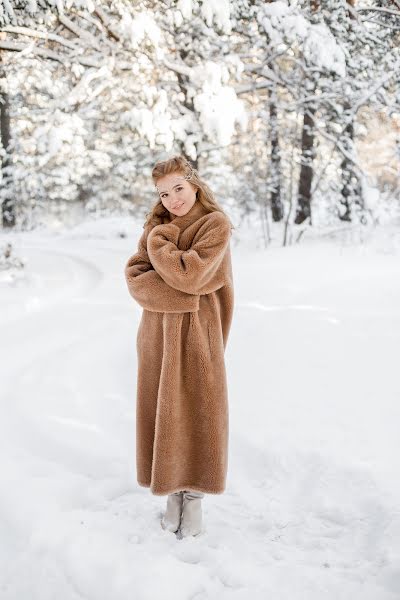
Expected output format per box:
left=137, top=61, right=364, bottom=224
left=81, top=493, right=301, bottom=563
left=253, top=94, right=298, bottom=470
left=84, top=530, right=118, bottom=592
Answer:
left=0, top=0, right=250, bottom=228
left=0, top=0, right=398, bottom=238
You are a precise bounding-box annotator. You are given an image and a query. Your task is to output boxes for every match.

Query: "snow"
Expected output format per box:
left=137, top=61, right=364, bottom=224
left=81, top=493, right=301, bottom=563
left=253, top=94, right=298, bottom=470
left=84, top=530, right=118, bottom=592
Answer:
left=200, top=0, right=232, bottom=35
left=119, top=10, right=162, bottom=50
left=1, top=216, right=400, bottom=599
left=128, top=90, right=175, bottom=151
left=259, top=5, right=346, bottom=77
left=176, top=0, right=232, bottom=34
left=177, top=0, right=193, bottom=21
left=304, top=24, right=346, bottom=78
left=192, top=61, right=248, bottom=146
left=123, top=55, right=247, bottom=155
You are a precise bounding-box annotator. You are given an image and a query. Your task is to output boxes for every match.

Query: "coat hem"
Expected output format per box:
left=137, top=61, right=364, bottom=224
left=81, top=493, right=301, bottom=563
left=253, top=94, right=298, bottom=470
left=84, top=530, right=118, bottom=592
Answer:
left=137, top=480, right=226, bottom=496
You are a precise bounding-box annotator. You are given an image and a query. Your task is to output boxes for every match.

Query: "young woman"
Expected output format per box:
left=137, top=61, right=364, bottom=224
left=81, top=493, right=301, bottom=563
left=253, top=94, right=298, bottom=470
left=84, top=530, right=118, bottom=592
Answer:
left=124, top=155, right=234, bottom=538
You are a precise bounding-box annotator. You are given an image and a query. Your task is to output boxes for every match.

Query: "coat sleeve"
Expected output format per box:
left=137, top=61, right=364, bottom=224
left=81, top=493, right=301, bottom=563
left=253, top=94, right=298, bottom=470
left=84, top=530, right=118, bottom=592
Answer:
left=124, top=227, right=200, bottom=313
left=146, top=212, right=231, bottom=295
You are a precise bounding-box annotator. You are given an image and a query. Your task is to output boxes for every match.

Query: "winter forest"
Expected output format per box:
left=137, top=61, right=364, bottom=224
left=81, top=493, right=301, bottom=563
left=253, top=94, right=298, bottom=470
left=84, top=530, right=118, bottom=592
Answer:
left=1, top=1, right=400, bottom=599
left=1, top=0, right=399, bottom=236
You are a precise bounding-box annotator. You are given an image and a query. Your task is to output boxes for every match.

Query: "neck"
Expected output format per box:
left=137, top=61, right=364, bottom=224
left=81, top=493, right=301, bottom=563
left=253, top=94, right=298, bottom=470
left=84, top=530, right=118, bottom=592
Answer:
left=167, top=200, right=209, bottom=230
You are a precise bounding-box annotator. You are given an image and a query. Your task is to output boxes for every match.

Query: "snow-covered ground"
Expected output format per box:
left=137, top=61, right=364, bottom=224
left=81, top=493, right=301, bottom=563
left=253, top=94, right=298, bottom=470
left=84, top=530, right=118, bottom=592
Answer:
left=1, top=216, right=400, bottom=600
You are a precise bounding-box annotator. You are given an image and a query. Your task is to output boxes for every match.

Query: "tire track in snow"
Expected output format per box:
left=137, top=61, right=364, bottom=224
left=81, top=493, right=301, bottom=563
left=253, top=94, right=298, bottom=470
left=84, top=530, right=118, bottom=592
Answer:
left=2, top=246, right=104, bottom=327
left=0, top=244, right=129, bottom=452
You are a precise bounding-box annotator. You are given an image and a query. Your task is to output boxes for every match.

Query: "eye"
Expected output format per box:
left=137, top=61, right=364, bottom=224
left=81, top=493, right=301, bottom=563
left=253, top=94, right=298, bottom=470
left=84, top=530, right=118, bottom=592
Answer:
left=176, top=187, right=183, bottom=191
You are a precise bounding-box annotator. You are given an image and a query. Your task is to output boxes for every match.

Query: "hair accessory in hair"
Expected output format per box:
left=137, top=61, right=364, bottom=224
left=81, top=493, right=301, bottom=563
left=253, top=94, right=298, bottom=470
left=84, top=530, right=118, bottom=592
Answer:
left=155, top=167, right=195, bottom=193
left=182, top=167, right=195, bottom=181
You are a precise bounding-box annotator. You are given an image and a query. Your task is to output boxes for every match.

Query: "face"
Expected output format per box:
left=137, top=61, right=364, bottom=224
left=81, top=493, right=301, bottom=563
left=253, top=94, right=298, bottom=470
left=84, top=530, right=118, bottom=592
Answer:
left=156, top=172, right=197, bottom=216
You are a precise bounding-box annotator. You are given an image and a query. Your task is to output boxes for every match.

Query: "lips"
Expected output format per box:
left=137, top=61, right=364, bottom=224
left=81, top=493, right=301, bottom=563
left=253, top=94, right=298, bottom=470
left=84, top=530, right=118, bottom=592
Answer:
left=173, top=202, right=184, bottom=209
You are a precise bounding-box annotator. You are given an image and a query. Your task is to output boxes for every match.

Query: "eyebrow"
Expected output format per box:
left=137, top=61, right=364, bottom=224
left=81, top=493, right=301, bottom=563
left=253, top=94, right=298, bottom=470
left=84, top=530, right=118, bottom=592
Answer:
left=158, top=184, right=183, bottom=194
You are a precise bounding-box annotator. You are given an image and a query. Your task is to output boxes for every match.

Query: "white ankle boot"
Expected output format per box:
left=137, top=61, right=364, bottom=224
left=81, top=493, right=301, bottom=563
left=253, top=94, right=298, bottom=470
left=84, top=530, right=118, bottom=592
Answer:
left=180, top=490, right=204, bottom=537
left=161, top=492, right=183, bottom=533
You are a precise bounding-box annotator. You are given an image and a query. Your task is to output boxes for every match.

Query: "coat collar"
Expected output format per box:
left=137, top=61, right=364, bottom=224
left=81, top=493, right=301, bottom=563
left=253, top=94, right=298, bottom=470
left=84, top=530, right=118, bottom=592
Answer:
left=167, top=200, right=210, bottom=231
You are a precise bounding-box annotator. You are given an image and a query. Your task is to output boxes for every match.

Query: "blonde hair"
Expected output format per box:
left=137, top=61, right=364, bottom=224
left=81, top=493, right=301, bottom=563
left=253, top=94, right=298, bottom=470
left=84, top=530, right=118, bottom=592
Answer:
left=143, top=155, right=234, bottom=230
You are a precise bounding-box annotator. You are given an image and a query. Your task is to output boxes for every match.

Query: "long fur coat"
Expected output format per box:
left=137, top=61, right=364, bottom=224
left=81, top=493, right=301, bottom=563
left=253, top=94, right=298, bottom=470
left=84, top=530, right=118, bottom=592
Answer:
left=124, top=200, right=234, bottom=495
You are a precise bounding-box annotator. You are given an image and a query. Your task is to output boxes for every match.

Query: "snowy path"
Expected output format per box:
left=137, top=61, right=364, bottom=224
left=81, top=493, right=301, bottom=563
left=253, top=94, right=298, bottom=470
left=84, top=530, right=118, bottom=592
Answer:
left=1, top=221, right=399, bottom=600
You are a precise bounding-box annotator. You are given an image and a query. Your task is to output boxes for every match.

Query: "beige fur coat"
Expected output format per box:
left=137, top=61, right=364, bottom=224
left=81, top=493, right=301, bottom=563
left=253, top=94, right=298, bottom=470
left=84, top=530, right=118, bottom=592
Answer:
left=124, top=200, right=234, bottom=496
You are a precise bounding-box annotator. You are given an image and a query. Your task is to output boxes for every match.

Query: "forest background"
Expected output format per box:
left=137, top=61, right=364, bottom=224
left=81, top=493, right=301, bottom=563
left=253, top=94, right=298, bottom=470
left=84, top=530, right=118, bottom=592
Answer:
left=1, top=0, right=399, bottom=247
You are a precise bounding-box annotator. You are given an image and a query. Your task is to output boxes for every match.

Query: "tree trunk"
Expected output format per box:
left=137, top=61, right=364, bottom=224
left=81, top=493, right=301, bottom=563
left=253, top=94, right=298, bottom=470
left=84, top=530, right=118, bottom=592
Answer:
left=0, top=41, right=15, bottom=228
left=339, top=100, right=364, bottom=222
left=295, top=104, right=316, bottom=225
left=268, top=88, right=284, bottom=221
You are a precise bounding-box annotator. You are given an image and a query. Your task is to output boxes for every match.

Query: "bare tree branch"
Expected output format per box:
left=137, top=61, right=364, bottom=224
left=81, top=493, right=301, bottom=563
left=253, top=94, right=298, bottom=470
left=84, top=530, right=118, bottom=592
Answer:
left=0, top=40, right=102, bottom=67
left=58, top=13, right=102, bottom=50
left=357, top=6, right=400, bottom=16
left=93, top=5, right=121, bottom=41
left=160, top=57, right=192, bottom=78
left=1, top=26, right=79, bottom=50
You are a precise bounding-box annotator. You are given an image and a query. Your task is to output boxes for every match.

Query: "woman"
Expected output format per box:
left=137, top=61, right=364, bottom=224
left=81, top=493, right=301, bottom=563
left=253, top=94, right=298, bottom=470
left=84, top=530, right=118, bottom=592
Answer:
left=124, top=155, right=234, bottom=538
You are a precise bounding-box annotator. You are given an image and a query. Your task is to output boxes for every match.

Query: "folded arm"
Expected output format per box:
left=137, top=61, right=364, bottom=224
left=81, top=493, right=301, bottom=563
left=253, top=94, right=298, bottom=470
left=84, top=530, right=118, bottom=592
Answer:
left=146, top=212, right=231, bottom=295
left=124, top=227, right=200, bottom=313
